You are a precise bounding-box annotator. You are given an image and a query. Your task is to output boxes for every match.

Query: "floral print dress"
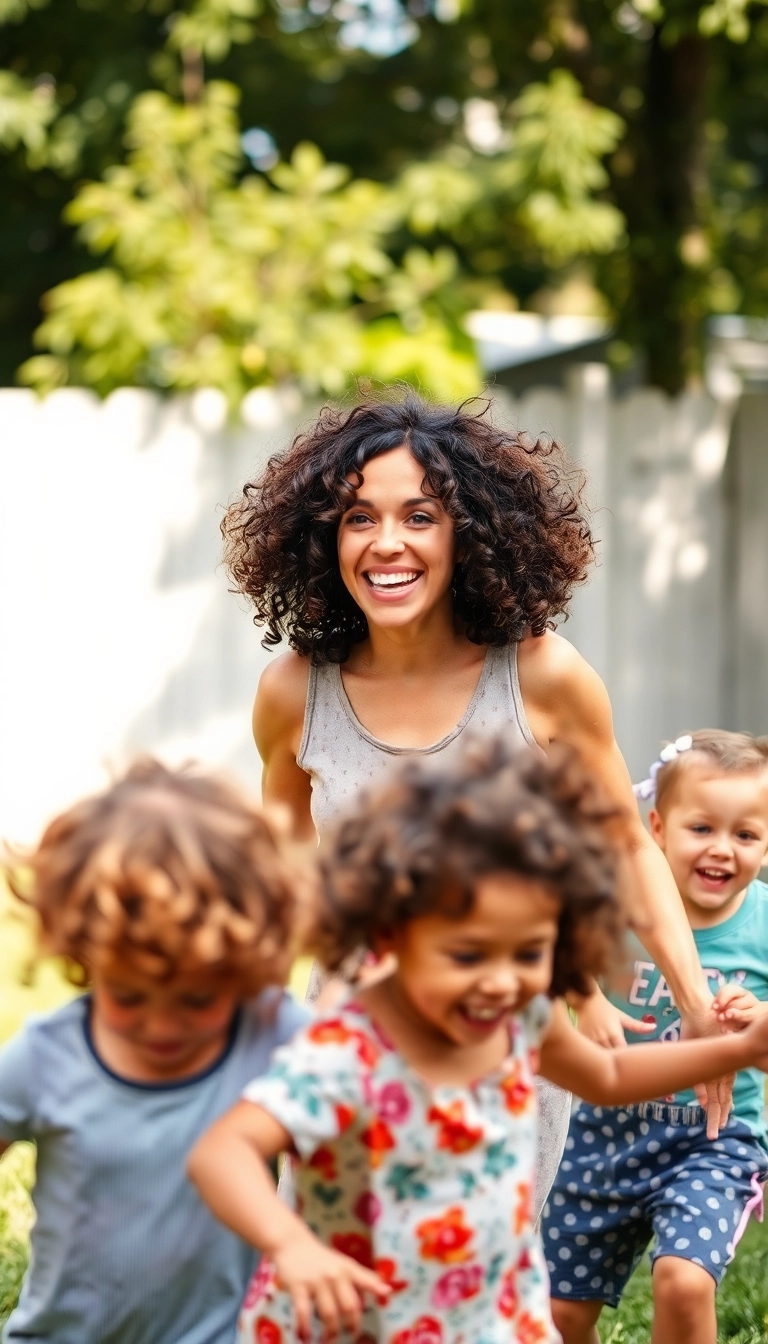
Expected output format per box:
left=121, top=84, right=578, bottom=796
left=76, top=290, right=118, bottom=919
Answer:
left=238, top=996, right=558, bottom=1344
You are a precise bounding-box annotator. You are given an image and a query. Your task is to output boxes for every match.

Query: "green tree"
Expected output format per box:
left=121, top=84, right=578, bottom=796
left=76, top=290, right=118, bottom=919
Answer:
left=4, top=0, right=767, bottom=393
left=6, top=0, right=624, bottom=402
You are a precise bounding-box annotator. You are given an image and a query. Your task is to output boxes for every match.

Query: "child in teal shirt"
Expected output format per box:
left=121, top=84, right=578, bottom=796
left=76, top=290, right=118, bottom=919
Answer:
left=545, top=728, right=768, bottom=1344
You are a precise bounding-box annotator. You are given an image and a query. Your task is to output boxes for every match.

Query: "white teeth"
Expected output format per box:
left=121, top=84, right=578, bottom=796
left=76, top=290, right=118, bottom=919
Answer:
left=367, top=571, right=419, bottom=587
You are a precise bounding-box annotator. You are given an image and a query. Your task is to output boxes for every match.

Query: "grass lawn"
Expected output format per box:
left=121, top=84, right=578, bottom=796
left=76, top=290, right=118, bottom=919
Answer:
left=2, top=887, right=768, bottom=1338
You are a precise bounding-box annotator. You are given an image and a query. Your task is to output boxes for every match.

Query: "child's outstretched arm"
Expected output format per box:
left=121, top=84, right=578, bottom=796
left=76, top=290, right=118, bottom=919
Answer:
left=188, top=1103, right=390, bottom=1340
left=539, top=1000, right=768, bottom=1139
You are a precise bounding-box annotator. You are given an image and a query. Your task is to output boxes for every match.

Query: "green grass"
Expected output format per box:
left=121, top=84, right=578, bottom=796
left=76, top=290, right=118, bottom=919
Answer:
left=2, top=888, right=768, bottom=1339
left=596, top=1219, right=768, bottom=1342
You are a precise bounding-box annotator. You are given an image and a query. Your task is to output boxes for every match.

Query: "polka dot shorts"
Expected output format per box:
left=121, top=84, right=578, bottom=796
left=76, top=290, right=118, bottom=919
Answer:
left=542, top=1104, right=768, bottom=1307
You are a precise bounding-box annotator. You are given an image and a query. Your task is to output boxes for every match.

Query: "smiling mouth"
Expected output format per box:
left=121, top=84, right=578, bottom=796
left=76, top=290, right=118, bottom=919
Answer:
left=695, top=867, right=734, bottom=887
left=364, top=570, right=422, bottom=592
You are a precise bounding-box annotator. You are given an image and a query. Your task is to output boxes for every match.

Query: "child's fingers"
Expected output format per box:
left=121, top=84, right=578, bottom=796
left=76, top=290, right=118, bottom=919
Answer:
left=349, top=1261, right=392, bottom=1303
left=621, top=1015, right=657, bottom=1036
left=313, top=1281, right=341, bottom=1340
left=332, top=1277, right=364, bottom=1337
left=291, top=1284, right=312, bottom=1342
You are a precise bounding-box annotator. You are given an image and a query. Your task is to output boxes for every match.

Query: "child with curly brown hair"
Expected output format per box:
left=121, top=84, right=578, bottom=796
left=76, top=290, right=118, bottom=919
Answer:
left=0, top=760, right=311, bottom=1344
left=189, top=740, right=768, bottom=1344
left=222, top=392, right=733, bottom=1219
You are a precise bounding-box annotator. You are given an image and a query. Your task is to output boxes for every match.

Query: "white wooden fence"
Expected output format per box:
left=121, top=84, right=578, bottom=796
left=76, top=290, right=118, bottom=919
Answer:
left=0, top=377, right=765, bottom=843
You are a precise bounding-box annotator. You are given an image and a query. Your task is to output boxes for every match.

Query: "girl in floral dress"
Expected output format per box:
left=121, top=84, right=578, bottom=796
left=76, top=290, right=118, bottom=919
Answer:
left=190, top=741, right=768, bottom=1344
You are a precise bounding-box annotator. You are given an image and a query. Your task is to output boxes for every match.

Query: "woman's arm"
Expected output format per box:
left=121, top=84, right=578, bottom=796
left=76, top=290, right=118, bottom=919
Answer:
left=188, top=1102, right=389, bottom=1338
left=253, top=652, right=315, bottom=844
left=519, top=632, right=731, bottom=1124
left=539, top=1001, right=759, bottom=1131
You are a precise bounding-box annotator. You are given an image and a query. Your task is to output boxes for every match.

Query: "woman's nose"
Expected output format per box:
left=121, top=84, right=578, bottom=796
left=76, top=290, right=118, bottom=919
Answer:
left=371, top=521, right=405, bottom=555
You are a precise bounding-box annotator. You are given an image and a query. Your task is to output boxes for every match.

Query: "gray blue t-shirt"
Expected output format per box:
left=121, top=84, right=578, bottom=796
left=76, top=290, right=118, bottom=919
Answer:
left=0, top=989, right=309, bottom=1344
left=607, top=879, right=768, bottom=1140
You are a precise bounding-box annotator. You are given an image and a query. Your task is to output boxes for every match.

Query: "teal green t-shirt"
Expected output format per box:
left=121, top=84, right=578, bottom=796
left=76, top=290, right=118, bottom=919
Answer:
left=607, top=879, right=768, bottom=1141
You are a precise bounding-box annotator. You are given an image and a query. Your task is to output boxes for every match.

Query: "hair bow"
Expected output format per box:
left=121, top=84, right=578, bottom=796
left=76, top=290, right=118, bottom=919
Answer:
left=632, top=735, right=693, bottom=803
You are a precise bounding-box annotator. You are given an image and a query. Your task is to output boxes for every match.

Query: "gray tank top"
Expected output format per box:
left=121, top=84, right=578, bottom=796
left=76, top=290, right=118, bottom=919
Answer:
left=297, top=643, right=539, bottom=834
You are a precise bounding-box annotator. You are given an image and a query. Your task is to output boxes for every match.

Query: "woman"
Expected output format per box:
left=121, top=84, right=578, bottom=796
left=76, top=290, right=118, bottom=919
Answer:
left=222, top=394, right=728, bottom=1216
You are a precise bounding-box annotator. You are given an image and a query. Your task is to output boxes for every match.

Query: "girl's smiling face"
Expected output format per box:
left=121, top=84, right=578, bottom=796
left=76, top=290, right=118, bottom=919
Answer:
left=384, top=873, right=560, bottom=1049
left=650, top=765, right=768, bottom=927
left=337, top=445, right=457, bottom=634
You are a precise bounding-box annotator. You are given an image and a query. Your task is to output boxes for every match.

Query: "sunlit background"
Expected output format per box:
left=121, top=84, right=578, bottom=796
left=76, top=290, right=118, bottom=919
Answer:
left=2, top=5, right=768, bottom=1333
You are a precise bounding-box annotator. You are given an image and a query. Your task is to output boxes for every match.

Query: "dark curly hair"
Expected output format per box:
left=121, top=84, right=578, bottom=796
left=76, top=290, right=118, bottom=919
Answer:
left=312, top=736, right=627, bottom=998
left=10, top=758, right=308, bottom=991
left=222, top=393, right=594, bottom=663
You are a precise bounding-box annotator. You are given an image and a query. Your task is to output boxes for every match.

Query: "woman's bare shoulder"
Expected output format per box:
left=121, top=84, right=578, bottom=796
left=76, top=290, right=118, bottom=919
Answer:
left=253, top=651, right=311, bottom=755
left=517, top=630, right=585, bottom=697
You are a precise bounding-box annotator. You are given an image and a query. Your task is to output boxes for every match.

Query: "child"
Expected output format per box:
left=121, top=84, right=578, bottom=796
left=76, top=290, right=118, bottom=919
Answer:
left=0, top=759, right=311, bottom=1344
left=545, top=729, right=768, bottom=1344
left=189, top=738, right=768, bottom=1344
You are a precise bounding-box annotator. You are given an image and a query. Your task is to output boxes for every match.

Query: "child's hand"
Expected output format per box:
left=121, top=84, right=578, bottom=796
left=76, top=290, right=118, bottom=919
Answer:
left=272, top=1229, right=390, bottom=1340
left=574, top=990, right=657, bottom=1048
left=714, top=984, right=768, bottom=1030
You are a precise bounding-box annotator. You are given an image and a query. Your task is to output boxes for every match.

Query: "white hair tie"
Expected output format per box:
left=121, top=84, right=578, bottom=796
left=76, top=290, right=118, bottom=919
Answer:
left=633, top=735, right=693, bottom=802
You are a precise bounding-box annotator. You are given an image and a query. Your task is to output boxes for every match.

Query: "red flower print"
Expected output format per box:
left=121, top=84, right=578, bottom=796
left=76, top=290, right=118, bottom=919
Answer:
left=308, top=1019, right=354, bottom=1046
left=497, top=1267, right=518, bottom=1318
left=430, top=1263, right=483, bottom=1308
left=517, top=1312, right=549, bottom=1344
left=513, top=1182, right=532, bottom=1236
left=331, top=1232, right=374, bottom=1268
left=375, top=1081, right=412, bottom=1124
left=375, top=1257, right=409, bottom=1294
left=416, top=1206, right=474, bottom=1263
left=426, top=1100, right=483, bottom=1154
left=390, top=1316, right=443, bottom=1344
left=243, top=1259, right=277, bottom=1309
left=517, top=1246, right=533, bottom=1272
left=351, top=1030, right=381, bottom=1069
left=361, top=1117, right=396, bottom=1168
left=308, top=1146, right=338, bottom=1181
left=254, top=1318, right=282, bottom=1344
left=500, top=1060, right=534, bottom=1115
left=335, top=1103, right=356, bottom=1133
left=354, top=1191, right=382, bottom=1226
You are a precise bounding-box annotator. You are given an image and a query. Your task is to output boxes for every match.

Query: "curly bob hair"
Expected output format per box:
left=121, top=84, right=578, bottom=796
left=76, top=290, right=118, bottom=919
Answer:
left=312, top=736, right=627, bottom=998
left=10, top=758, right=306, bottom=991
left=222, top=393, right=594, bottom=663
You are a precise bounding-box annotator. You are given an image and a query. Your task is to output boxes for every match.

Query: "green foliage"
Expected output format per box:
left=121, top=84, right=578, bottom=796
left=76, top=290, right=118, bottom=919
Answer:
left=20, top=82, right=480, bottom=401
left=0, top=71, right=57, bottom=161
left=4, top=0, right=768, bottom=393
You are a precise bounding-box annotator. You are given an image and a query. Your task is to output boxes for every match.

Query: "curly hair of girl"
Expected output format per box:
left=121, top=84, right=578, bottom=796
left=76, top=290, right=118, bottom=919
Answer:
left=312, top=736, right=627, bottom=998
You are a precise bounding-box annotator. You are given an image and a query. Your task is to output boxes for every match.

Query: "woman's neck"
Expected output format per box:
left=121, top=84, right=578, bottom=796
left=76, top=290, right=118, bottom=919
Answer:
left=350, top=601, right=473, bottom=677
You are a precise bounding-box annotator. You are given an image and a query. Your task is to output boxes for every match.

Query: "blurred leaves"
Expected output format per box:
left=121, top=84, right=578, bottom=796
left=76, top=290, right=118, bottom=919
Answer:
left=20, top=83, right=478, bottom=401
left=20, top=64, right=627, bottom=405
left=0, top=72, right=57, bottom=162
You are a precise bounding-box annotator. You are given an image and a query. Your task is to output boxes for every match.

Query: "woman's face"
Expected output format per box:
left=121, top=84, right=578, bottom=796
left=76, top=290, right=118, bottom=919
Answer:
left=337, top=445, right=456, bottom=634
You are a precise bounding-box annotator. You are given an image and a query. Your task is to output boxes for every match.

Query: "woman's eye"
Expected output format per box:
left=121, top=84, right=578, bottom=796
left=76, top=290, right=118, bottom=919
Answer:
left=408, top=512, right=434, bottom=525
left=346, top=512, right=372, bottom=526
